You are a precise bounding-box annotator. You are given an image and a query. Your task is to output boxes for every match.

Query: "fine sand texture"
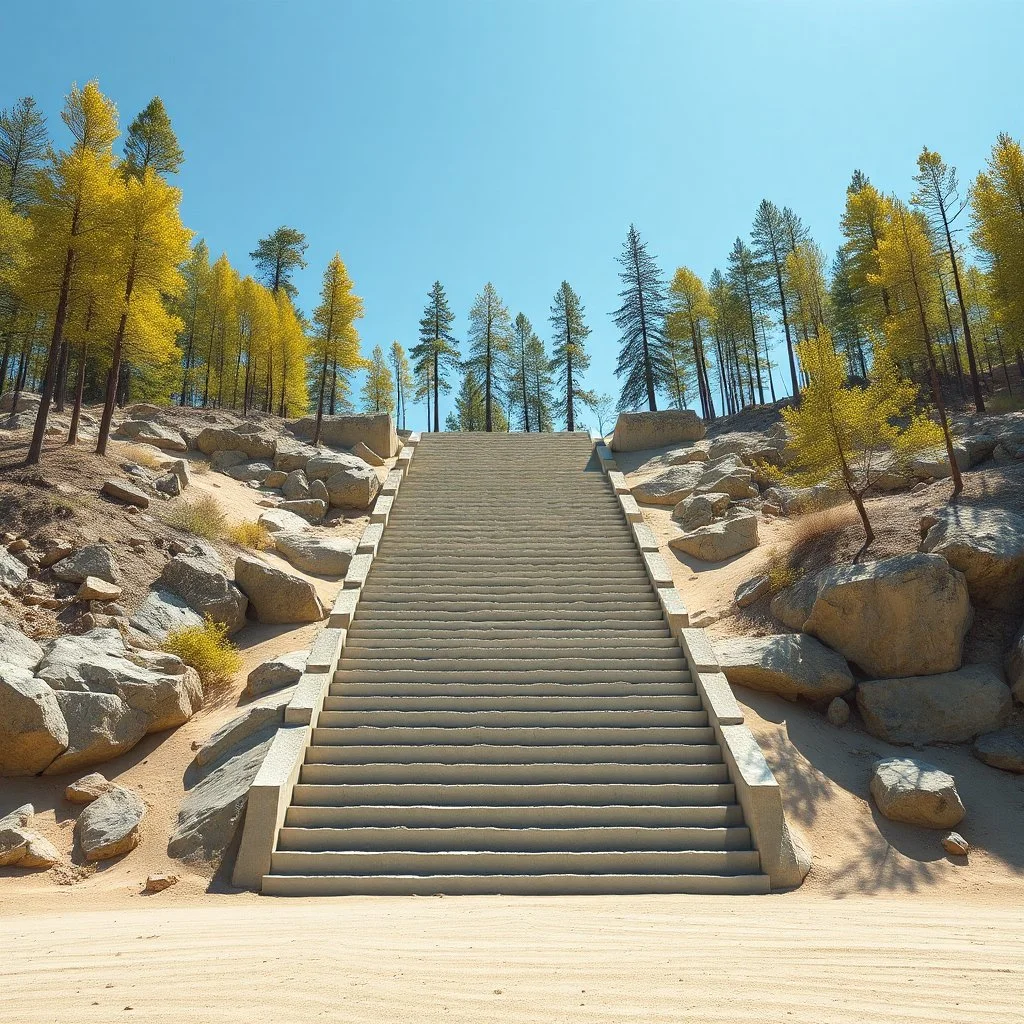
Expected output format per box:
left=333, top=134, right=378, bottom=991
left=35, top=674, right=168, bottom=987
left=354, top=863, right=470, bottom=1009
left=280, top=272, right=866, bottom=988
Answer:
left=2, top=895, right=1022, bottom=1023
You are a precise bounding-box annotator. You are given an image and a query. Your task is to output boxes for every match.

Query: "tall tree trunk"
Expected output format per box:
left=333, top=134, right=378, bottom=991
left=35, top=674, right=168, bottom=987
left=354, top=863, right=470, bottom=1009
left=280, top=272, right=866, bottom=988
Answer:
left=67, top=338, right=89, bottom=446
left=432, top=349, right=440, bottom=433
left=97, top=260, right=138, bottom=456
left=938, top=209, right=984, bottom=410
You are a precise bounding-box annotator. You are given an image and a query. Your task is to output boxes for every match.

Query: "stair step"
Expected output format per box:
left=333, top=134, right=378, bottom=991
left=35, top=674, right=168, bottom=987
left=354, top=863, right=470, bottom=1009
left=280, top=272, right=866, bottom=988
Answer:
left=341, top=636, right=681, bottom=652
left=321, top=693, right=704, bottom=712
left=307, top=725, right=714, bottom=746
left=333, top=669, right=691, bottom=685
left=313, top=709, right=705, bottom=729
left=329, top=680, right=699, bottom=697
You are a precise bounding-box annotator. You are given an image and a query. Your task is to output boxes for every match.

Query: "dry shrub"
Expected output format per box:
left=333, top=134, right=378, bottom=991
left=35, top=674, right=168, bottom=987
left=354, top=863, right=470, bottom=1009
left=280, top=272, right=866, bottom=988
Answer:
left=163, top=617, right=242, bottom=697
left=166, top=493, right=226, bottom=540
left=120, top=443, right=169, bottom=470
left=228, top=519, right=271, bottom=551
left=772, top=504, right=859, bottom=586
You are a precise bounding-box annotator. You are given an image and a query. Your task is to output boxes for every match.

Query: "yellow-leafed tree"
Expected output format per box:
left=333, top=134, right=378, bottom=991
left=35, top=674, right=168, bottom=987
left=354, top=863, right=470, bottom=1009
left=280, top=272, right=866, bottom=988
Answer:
left=778, top=328, right=942, bottom=559
left=870, top=197, right=962, bottom=494
left=274, top=290, right=309, bottom=417
left=96, top=165, right=191, bottom=453
left=665, top=267, right=716, bottom=419
left=361, top=343, right=394, bottom=414
left=312, top=253, right=363, bottom=445
left=201, top=253, right=239, bottom=408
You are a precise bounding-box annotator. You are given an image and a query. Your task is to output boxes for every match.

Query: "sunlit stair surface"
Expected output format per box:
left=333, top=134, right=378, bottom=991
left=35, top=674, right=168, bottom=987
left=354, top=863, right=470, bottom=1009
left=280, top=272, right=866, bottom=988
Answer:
left=261, top=432, right=768, bottom=895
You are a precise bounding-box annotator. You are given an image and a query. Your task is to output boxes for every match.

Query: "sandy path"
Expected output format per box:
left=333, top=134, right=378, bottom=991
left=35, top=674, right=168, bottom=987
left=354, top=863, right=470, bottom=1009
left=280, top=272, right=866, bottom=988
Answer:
left=2, top=895, right=1022, bottom=1023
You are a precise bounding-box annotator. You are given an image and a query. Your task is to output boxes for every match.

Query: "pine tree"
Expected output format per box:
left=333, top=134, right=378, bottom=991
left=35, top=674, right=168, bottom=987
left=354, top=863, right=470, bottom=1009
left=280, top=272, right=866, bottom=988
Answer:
left=612, top=224, right=667, bottom=411
left=708, top=269, right=746, bottom=414
left=727, top=237, right=768, bottom=404
left=751, top=200, right=801, bottom=400
left=390, top=340, right=412, bottom=429
left=524, top=332, right=555, bottom=431
left=840, top=172, right=892, bottom=335
left=828, top=249, right=869, bottom=379
left=311, top=253, right=363, bottom=445
left=274, top=289, right=309, bottom=417
left=361, top=343, right=394, bottom=413
left=123, top=97, right=183, bottom=179
left=0, top=97, right=48, bottom=211
left=466, top=282, right=512, bottom=432
left=547, top=281, right=591, bottom=431
left=96, top=166, right=192, bottom=453
left=25, top=82, right=120, bottom=465
left=510, top=312, right=536, bottom=431
left=177, top=240, right=210, bottom=405
left=913, top=147, right=985, bottom=411
left=411, top=280, right=459, bottom=432
left=250, top=226, right=307, bottom=300
left=666, top=267, right=716, bottom=420
left=871, top=198, right=963, bottom=495
left=446, top=366, right=508, bottom=431
left=778, top=328, right=942, bottom=558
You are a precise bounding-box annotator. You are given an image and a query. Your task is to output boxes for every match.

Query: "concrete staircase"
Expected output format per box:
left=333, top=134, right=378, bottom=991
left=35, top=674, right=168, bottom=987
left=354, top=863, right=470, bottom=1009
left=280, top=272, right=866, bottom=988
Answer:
left=261, top=432, right=769, bottom=895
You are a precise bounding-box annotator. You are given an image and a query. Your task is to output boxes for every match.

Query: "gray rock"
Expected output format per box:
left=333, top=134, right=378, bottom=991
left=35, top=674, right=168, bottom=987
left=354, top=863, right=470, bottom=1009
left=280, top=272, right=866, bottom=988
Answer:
left=224, top=460, right=273, bottom=483
left=609, top=409, right=706, bottom=452
left=827, top=696, right=850, bottom=726
left=870, top=757, right=965, bottom=828
left=0, top=665, right=69, bottom=775
left=258, top=508, right=312, bottom=534
left=0, top=390, right=40, bottom=413
left=263, top=470, right=288, bottom=489
left=919, top=506, right=1024, bottom=611
left=0, top=547, right=29, bottom=588
left=277, top=498, right=327, bottom=522
left=671, top=493, right=716, bottom=530
left=713, top=634, right=854, bottom=701
left=167, top=733, right=274, bottom=864
left=631, top=463, right=704, bottom=506
left=194, top=700, right=287, bottom=768
left=304, top=450, right=369, bottom=480
left=273, top=531, right=355, bottom=576
left=101, top=479, right=150, bottom=508
left=734, top=573, right=770, bottom=608
left=287, top=412, right=399, bottom=459
left=160, top=552, right=248, bottom=635
left=210, top=449, right=248, bottom=472
left=154, top=472, right=182, bottom=496
left=857, top=664, right=1011, bottom=744
left=973, top=727, right=1024, bottom=773
left=324, top=463, right=381, bottom=510
left=942, top=831, right=969, bottom=855
left=273, top=439, right=319, bottom=472
left=770, top=553, right=971, bottom=678
left=309, top=478, right=329, bottom=504
left=353, top=440, right=385, bottom=467
left=43, top=690, right=147, bottom=775
left=0, top=623, right=43, bottom=670
left=669, top=510, right=759, bottom=562
left=694, top=455, right=755, bottom=500
left=132, top=422, right=187, bottom=452
left=76, top=784, right=146, bottom=861
left=234, top=554, right=325, bottom=623
left=282, top=469, right=310, bottom=499
left=245, top=649, right=307, bottom=696
left=196, top=427, right=276, bottom=460
left=65, top=771, right=115, bottom=803
left=51, top=544, right=119, bottom=585
left=130, top=587, right=204, bottom=640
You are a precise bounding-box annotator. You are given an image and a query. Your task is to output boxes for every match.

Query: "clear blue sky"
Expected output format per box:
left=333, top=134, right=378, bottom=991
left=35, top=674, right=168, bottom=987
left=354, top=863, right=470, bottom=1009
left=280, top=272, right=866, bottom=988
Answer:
left=2, top=0, right=1020, bottom=427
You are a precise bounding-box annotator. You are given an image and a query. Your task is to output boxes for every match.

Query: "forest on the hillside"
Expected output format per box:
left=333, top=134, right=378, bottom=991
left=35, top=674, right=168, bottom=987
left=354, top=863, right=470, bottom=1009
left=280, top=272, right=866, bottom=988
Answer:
left=3, top=81, right=1024, bottom=465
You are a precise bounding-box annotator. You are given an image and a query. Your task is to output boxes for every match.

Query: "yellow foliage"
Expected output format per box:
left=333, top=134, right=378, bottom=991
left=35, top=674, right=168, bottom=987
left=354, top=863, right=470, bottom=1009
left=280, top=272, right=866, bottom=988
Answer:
left=162, top=617, right=241, bottom=693
left=166, top=493, right=227, bottom=540
left=228, top=519, right=271, bottom=551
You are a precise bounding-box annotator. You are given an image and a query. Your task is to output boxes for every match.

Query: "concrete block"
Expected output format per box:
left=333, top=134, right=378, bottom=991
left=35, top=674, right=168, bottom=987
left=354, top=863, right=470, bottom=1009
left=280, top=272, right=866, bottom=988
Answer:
left=397, top=446, right=414, bottom=475
left=370, top=494, right=394, bottom=525
left=231, top=724, right=310, bottom=890
left=381, top=470, right=403, bottom=496
left=617, top=493, right=642, bottom=523
left=406, top=432, right=421, bottom=447
left=357, top=521, right=384, bottom=555
left=343, top=552, right=373, bottom=590
left=284, top=672, right=332, bottom=726
left=607, top=470, right=629, bottom=495
left=305, top=627, right=346, bottom=674
left=695, top=669, right=744, bottom=727
left=643, top=551, right=673, bottom=588
left=631, top=521, right=659, bottom=552
left=680, top=627, right=720, bottom=672
left=595, top=444, right=617, bottom=474
left=329, top=588, right=359, bottom=628
left=656, top=587, right=689, bottom=636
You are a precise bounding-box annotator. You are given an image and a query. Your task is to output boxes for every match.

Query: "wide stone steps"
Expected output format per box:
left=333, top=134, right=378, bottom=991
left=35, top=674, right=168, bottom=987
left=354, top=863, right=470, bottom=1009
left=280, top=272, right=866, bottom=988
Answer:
left=262, top=432, right=767, bottom=896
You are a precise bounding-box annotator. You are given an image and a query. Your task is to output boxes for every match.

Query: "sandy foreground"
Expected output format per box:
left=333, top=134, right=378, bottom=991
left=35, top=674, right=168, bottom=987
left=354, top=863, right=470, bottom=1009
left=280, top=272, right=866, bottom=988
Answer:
left=1, top=893, right=1022, bottom=1023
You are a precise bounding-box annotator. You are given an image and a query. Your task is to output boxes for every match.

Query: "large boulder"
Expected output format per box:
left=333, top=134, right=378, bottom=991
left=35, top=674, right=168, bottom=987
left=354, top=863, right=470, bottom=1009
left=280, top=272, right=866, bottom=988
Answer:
left=694, top=455, right=756, bottom=500
left=75, top=784, right=146, bottom=862
left=919, top=506, right=1024, bottom=611
left=273, top=439, right=319, bottom=473
left=287, top=412, right=400, bottom=459
left=245, top=649, right=307, bottom=697
left=43, top=690, right=147, bottom=775
left=258, top=508, right=313, bottom=535
left=273, top=531, right=356, bottom=576
left=234, top=554, right=325, bottom=623
left=713, top=634, right=854, bottom=701
left=0, top=806, right=61, bottom=870
left=0, top=666, right=69, bottom=775
left=160, top=552, right=248, bottom=635
left=631, top=463, right=704, bottom=505
left=196, top=427, right=276, bottom=460
left=130, top=587, right=204, bottom=640
left=610, top=410, right=706, bottom=452
left=101, top=479, right=150, bottom=508
left=281, top=469, right=310, bottom=500
left=870, top=757, right=965, bottom=828
left=224, top=460, right=273, bottom=483
left=973, top=727, right=1024, bottom=773
left=857, top=664, right=1011, bottom=744
left=210, top=449, right=248, bottom=472
left=277, top=498, right=327, bottom=523
left=0, top=390, right=41, bottom=413
left=193, top=700, right=287, bottom=769
left=0, top=623, right=43, bottom=671
left=770, top=553, right=971, bottom=678
left=672, top=493, right=720, bottom=531
left=168, top=732, right=275, bottom=864
left=324, top=463, right=381, bottom=510
left=669, top=510, right=759, bottom=562
left=0, top=547, right=29, bottom=588
left=51, top=544, right=120, bottom=585
left=131, top=422, right=187, bottom=452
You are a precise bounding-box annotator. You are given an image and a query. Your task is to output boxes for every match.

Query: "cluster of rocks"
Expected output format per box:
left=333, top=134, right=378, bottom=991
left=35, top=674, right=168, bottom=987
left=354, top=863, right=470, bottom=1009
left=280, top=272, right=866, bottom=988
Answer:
left=0, top=391, right=99, bottom=440
left=0, top=804, right=61, bottom=869
left=0, top=621, right=203, bottom=777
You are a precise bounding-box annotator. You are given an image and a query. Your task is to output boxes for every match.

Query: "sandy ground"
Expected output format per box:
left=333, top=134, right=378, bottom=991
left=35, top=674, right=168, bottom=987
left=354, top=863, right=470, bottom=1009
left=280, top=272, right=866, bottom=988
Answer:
left=1, top=895, right=1022, bottom=1023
